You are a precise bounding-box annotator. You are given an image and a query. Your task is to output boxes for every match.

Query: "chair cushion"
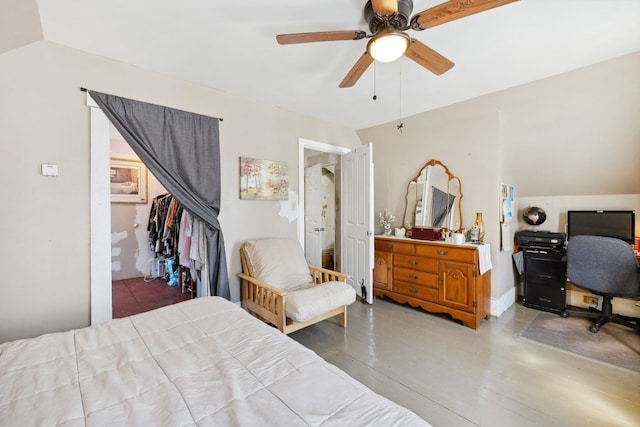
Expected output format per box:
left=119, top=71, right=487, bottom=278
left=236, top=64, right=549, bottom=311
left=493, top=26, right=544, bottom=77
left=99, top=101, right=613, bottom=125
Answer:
left=242, top=239, right=313, bottom=291
left=286, top=281, right=356, bottom=322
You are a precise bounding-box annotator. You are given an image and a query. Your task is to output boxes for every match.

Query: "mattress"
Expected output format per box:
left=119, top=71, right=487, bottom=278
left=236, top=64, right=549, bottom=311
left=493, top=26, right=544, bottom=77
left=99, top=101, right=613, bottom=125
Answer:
left=0, top=297, right=429, bottom=426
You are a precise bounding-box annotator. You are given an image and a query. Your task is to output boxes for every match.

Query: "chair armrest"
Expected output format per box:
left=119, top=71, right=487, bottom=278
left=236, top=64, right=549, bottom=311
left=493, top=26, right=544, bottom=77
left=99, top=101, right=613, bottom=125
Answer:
left=237, top=273, right=288, bottom=296
left=237, top=272, right=288, bottom=332
left=308, top=265, right=350, bottom=284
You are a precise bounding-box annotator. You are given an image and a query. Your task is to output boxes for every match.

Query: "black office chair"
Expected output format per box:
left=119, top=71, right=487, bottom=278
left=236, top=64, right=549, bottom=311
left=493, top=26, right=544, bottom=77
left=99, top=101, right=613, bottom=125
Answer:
left=561, top=235, right=640, bottom=333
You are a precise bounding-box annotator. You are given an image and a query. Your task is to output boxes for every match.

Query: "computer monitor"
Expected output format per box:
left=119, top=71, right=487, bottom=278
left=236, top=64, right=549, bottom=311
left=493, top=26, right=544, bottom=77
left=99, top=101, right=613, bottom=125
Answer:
left=567, top=210, right=635, bottom=244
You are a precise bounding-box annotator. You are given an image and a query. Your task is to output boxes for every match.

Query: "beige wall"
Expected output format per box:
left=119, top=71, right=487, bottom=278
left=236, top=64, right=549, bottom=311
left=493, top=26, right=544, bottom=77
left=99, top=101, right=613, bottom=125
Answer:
left=0, top=41, right=361, bottom=342
left=0, top=0, right=42, bottom=54
left=2, top=37, right=638, bottom=341
left=358, top=52, right=640, bottom=314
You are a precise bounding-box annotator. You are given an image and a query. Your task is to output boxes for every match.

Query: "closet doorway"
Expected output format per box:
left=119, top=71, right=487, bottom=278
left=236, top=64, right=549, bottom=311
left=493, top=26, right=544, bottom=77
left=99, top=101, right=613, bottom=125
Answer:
left=109, top=124, right=192, bottom=318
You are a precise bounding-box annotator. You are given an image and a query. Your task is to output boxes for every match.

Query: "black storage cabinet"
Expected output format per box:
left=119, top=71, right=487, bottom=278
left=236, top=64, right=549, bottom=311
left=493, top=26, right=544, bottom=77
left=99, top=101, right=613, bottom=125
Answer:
left=522, top=249, right=567, bottom=313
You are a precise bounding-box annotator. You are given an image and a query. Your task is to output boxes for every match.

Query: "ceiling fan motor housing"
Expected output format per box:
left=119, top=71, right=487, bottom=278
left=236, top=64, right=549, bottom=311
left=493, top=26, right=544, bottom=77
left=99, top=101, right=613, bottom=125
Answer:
left=365, top=0, right=414, bottom=33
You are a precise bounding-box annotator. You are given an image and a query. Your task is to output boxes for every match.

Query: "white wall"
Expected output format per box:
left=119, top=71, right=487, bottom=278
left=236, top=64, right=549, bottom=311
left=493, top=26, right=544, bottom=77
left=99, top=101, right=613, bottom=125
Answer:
left=0, top=41, right=361, bottom=342
left=358, top=52, right=640, bottom=316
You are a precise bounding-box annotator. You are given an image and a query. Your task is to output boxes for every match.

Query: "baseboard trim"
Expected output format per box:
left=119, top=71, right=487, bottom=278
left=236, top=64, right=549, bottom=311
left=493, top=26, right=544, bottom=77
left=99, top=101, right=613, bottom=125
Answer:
left=491, top=286, right=516, bottom=317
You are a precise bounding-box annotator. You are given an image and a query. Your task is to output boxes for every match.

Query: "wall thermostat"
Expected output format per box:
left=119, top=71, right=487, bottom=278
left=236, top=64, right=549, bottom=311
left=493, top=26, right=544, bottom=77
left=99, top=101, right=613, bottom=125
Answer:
left=41, top=163, right=59, bottom=177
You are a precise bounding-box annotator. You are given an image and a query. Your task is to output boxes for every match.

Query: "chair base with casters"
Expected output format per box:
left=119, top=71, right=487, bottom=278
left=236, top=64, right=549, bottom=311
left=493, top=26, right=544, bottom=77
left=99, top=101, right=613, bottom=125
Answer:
left=562, top=235, right=640, bottom=334
left=560, top=296, right=640, bottom=334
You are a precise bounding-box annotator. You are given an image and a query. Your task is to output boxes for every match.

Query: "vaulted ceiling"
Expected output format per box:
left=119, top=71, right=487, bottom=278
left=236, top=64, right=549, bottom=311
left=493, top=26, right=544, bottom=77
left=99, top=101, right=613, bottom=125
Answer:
left=14, top=1, right=640, bottom=129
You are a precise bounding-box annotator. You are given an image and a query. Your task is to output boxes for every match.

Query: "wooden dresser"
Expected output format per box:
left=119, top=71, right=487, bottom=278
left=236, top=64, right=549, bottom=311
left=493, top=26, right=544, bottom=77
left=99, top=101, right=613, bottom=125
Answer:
left=373, top=236, right=491, bottom=329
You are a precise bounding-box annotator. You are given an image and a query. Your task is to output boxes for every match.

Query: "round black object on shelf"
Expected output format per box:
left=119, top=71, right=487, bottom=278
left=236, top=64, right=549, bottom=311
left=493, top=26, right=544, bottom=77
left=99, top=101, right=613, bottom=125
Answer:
left=523, top=206, right=547, bottom=226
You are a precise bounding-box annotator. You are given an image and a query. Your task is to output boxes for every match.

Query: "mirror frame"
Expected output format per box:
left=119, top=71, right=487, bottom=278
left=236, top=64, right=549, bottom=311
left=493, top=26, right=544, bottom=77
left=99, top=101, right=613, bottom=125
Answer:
left=402, top=159, right=464, bottom=234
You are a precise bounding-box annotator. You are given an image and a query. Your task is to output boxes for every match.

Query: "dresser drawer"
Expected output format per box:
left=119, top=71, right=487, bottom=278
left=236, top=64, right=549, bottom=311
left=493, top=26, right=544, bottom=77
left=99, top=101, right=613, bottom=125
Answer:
left=415, top=245, right=476, bottom=263
left=392, top=242, right=415, bottom=255
left=394, top=280, right=438, bottom=302
left=375, top=240, right=396, bottom=252
left=394, top=254, right=438, bottom=273
left=393, top=267, right=438, bottom=288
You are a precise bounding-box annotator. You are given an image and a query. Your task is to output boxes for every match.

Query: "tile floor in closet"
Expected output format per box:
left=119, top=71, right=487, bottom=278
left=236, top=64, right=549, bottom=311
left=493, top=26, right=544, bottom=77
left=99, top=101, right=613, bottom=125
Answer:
left=112, top=277, right=192, bottom=318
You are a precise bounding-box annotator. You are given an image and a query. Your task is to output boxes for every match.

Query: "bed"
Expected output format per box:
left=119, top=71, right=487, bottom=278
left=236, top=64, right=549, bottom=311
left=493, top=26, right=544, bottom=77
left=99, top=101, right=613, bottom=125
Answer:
left=0, top=297, right=429, bottom=426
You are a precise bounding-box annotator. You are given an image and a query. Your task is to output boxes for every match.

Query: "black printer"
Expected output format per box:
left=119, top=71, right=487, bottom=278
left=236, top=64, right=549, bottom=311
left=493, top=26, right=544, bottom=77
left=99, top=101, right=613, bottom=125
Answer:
left=515, top=229, right=565, bottom=251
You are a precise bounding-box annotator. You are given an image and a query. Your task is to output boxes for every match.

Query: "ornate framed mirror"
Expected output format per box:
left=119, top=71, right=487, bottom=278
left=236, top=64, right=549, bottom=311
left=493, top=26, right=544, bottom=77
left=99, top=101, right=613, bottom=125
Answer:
left=402, top=159, right=463, bottom=233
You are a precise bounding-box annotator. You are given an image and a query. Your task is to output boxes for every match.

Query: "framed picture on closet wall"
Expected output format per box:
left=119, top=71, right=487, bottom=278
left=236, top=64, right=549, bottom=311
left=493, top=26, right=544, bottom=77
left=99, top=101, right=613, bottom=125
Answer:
left=110, top=158, right=148, bottom=204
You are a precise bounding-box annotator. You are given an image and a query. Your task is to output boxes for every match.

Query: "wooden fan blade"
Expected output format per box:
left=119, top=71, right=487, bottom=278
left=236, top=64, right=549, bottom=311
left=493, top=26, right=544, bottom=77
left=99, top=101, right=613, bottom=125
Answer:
left=371, top=0, right=398, bottom=15
left=411, top=0, right=518, bottom=30
left=339, top=52, right=374, bottom=88
left=404, top=39, right=454, bottom=75
left=277, top=30, right=366, bottom=45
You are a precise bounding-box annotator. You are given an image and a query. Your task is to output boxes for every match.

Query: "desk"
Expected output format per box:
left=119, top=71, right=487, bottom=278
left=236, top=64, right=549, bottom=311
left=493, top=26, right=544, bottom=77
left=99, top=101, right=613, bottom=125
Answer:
left=525, top=247, right=638, bottom=312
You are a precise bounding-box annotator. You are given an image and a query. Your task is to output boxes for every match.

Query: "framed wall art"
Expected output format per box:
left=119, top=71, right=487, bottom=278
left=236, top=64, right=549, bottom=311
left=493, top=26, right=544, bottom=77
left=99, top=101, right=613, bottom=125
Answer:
left=500, top=183, right=515, bottom=223
left=239, top=156, right=288, bottom=201
left=110, top=158, right=148, bottom=203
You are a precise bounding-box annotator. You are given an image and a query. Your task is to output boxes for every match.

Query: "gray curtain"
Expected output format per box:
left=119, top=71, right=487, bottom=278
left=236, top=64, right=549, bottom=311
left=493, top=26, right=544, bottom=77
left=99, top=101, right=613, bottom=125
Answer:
left=90, top=91, right=230, bottom=299
left=431, top=186, right=456, bottom=228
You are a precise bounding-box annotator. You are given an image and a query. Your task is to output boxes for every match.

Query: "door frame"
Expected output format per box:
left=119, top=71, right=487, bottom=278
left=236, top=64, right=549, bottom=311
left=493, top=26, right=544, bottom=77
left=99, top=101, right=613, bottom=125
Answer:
left=297, top=138, right=349, bottom=253
left=88, top=95, right=113, bottom=324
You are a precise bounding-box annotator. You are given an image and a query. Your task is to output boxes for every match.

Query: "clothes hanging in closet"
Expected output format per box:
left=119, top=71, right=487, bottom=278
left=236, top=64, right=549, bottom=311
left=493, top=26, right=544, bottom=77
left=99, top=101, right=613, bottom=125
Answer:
left=147, top=193, right=209, bottom=295
left=148, top=193, right=183, bottom=258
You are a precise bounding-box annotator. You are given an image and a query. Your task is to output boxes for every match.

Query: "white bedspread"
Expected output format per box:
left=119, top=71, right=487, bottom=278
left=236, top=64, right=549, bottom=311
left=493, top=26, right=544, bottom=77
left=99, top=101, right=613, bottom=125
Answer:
left=0, top=297, right=429, bottom=426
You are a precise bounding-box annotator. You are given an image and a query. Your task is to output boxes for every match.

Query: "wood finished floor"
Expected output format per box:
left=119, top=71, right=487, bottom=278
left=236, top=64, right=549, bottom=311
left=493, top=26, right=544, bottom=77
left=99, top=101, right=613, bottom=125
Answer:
left=112, top=277, right=192, bottom=318
left=289, top=297, right=640, bottom=427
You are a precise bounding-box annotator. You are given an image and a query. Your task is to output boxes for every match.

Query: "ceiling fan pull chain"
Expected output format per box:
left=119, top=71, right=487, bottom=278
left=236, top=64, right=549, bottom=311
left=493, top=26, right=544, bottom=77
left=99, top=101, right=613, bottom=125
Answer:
left=397, top=60, right=404, bottom=132
left=372, top=61, right=377, bottom=101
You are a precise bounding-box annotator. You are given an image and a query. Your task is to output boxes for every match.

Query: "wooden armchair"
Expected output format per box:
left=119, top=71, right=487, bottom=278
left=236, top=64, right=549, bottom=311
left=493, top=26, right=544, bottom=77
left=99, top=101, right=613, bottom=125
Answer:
left=238, top=239, right=355, bottom=334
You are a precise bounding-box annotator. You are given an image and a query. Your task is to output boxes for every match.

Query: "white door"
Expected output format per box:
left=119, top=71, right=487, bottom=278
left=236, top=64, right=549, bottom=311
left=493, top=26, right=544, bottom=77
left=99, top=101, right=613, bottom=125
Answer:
left=341, top=143, right=374, bottom=303
left=304, top=163, right=322, bottom=267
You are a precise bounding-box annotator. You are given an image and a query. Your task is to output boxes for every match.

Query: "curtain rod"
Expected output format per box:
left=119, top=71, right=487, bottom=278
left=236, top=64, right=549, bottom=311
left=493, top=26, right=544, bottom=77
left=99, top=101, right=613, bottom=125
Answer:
left=80, top=87, right=223, bottom=121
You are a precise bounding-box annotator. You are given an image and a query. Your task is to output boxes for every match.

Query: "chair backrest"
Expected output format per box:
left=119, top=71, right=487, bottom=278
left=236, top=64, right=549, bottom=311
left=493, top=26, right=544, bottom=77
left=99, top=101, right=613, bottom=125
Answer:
left=240, top=239, right=312, bottom=291
left=566, top=235, right=640, bottom=297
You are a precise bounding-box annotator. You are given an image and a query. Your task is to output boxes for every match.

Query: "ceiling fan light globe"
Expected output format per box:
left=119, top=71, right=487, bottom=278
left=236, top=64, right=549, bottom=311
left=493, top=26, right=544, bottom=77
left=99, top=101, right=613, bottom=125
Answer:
left=367, top=31, right=409, bottom=63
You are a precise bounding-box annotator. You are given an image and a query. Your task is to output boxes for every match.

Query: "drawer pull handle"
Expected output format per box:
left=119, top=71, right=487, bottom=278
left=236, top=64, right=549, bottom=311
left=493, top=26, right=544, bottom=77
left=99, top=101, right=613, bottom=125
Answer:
left=437, top=250, right=448, bottom=256
left=453, top=273, right=460, bottom=279
left=409, top=274, right=419, bottom=280
left=409, top=260, right=419, bottom=265
left=385, top=244, right=394, bottom=249
left=409, top=287, right=419, bottom=294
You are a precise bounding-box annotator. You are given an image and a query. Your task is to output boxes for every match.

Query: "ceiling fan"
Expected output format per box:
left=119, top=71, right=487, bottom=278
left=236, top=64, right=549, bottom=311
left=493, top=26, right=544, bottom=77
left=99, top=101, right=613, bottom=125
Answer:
left=276, top=0, right=518, bottom=88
